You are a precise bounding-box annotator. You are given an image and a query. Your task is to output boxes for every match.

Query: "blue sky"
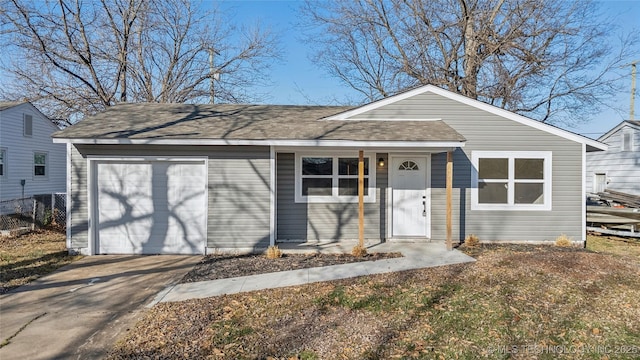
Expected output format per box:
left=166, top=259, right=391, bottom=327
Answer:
left=218, top=0, right=640, bottom=139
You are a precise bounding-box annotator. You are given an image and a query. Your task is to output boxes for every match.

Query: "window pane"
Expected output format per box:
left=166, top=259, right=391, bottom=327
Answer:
left=338, top=178, right=369, bottom=196
left=515, top=159, right=544, bottom=179
left=338, top=158, right=368, bottom=176
left=34, top=153, right=46, bottom=165
left=302, top=157, right=332, bottom=175
left=0, top=164, right=3, bottom=176
left=515, top=183, right=544, bottom=204
left=478, top=181, right=508, bottom=204
left=399, top=161, right=419, bottom=170
left=302, top=178, right=332, bottom=196
left=478, top=158, right=508, bottom=179
left=35, top=165, right=46, bottom=176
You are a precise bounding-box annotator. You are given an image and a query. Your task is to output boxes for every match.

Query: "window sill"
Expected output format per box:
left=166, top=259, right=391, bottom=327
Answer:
left=471, top=204, right=551, bottom=211
left=295, top=195, right=376, bottom=204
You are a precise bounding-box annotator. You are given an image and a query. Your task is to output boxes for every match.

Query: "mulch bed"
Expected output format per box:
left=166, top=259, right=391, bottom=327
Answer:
left=181, top=252, right=402, bottom=283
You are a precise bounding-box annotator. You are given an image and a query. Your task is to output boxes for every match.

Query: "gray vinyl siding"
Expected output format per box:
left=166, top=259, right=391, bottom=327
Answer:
left=276, top=153, right=387, bottom=241
left=69, top=145, right=88, bottom=248
left=358, top=92, right=584, bottom=242
left=207, top=148, right=270, bottom=249
left=69, top=144, right=270, bottom=251
left=586, top=125, right=640, bottom=195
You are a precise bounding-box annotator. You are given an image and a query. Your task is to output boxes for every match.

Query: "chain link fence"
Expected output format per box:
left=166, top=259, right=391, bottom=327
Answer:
left=0, top=193, right=66, bottom=235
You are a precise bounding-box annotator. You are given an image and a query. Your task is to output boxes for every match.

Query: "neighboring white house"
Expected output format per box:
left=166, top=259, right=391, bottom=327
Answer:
left=586, top=120, right=640, bottom=196
left=0, top=102, right=66, bottom=201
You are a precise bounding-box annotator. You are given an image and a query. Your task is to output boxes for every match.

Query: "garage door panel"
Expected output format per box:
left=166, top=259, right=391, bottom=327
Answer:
left=96, top=160, right=206, bottom=255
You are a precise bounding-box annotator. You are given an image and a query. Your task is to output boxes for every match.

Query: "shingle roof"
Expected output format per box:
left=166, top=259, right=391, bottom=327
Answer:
left=53, top=103, right=466, bottom=142
left=0, top=101, right=26, bottom=111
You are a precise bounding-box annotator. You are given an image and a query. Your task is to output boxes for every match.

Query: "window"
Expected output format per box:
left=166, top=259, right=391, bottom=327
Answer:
left=0, top=149, right=5, bottom=176
left=34, top=152, right=47, bottom=177
left=472, top=151, right=551, bottom=210
left=399, top=160, right=419, bottom=170
left=296, top=153, right=376, bottom=203
left=24, top=114, right=33, bottom=137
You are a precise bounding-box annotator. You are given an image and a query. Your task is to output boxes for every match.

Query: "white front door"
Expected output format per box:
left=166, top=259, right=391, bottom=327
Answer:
left=594, top=173, right=606, bottom=193
left=391, top=156, right=429, bottom=237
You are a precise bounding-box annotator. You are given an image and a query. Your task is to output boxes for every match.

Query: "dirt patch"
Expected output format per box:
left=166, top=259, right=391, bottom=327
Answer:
left=182, top=252, right=402, bottom=283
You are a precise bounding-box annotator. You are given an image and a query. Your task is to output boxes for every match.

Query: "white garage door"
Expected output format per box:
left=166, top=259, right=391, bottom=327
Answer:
left=96, top=160, right=207, bottom=254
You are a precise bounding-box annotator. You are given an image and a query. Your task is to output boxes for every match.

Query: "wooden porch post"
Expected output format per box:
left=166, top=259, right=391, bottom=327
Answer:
left=446, top=151, right=453, bottom=251
left=358, top=150, right=365, bottom=248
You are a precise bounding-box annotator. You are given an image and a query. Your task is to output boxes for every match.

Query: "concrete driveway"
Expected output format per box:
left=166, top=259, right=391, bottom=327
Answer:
left=0, top=255, right=201, bottom=360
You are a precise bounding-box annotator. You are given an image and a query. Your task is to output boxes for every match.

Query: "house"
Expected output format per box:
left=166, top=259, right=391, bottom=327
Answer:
left=0, top=102, right=67, bottom=201
left=52, top=85, right=606, bottom=255
left=586, top=120, right=640, bottom=196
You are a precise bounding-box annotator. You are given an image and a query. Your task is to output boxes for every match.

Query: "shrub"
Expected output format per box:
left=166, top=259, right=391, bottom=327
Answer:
left=464, top=234, right=480, bottom=247
left=555, top=234, right=573, bottom=247
left=351, top=244, right=368, bottom=257
left=265, top=245, right=282, bottom=259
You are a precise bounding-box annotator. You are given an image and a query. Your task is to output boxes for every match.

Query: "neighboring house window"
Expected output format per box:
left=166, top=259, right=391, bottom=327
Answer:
left=295, top=153, right=376, bottom=203
left=34, top=152, right=47, bottom=177
left=0, top=149, right=5, bottom=176
left=622, top=131, right=633, bottom=151
left=471, top=151, right=552, bottom=210
left=24, top=114, right=33, bottom=137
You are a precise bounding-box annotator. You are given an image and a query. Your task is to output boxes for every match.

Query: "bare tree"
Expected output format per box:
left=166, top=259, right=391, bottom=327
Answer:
left=300, top=0, right=638, bottom=124
left=0, top=0, right=279, bottom=121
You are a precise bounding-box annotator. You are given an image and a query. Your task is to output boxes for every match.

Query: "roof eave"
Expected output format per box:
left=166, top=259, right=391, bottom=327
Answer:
left=52, top=137, right=466, bottom=148
left=325, top=84, right=607, bottom=149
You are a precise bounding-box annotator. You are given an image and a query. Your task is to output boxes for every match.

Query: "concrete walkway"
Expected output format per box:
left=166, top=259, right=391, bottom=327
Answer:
left=158, top=241, right=475, bottom=303
left=0, top=255, right=201, bottom=360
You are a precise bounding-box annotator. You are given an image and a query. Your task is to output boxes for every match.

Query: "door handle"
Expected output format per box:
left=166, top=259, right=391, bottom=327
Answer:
left=422, top=200, right=427, bottom=216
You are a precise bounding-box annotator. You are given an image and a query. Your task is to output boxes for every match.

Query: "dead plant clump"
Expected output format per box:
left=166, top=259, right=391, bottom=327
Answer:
left=464, top=234, right=480, bottom=247
left=265, top=245, right=282, bottom=259
left=351, top=244, right=368, bottom=257
left=555, top=233, right=573, bottom=247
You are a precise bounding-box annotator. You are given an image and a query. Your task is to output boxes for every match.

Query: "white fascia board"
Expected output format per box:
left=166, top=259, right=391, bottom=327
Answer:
left=597, top=121, right=640, bottom=142
left=19, top=102, right=61, bottom=132
left=321, top=118, right=443, bottom=121
left=326, top=84, right=607, bottom=150
left=53, top=137, right=465, bottom=148
left=324, top=86, right=437, bottom=120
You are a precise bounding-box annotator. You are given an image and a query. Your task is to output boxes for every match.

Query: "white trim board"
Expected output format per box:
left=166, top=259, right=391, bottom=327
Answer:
left=324, top=84, right=607, bottom=151
left=470, top=150, right=553, bottom=211
left=53, top=137, right=465, bottom=148
left=294, top=152, right=377, bottom=204
left=598, top=120, right=640, bottom=142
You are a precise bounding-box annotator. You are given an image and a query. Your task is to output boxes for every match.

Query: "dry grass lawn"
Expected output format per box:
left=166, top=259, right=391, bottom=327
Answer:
left=108, top=235, right=640, bottom=360
left=0, top=229, right=82, bottom=294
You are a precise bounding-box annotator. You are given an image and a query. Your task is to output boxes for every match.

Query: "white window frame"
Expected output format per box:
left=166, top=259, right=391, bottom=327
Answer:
left=294, top=152, right=377, bottom=203
left=0, top=148, right=6, bottom=177
left=471, top=151, right=552, bottom=211
left=33, top=151, right=48, bottom=179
